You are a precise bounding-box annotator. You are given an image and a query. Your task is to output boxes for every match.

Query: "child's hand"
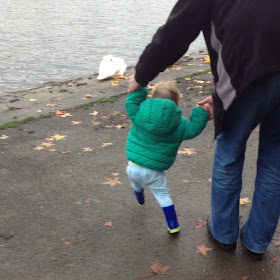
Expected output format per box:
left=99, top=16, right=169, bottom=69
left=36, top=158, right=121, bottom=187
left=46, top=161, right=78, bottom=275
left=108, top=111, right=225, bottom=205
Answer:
left=197, top=103, right=210, bottom=113
left=197, top=96, right=214, bottom=120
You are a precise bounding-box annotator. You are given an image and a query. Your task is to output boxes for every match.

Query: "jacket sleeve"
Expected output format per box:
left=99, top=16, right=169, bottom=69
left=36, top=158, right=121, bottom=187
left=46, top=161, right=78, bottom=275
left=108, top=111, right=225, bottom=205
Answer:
left=125, top=87, right=148, bottom=121
left=135, top=0, right=212, bottom=86
left=182, top=106, right=209, bottom=140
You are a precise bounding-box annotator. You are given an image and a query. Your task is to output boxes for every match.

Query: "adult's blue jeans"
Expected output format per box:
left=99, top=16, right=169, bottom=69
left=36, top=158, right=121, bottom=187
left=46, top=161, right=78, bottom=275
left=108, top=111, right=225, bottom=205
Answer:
left=209, top=73, right=280, bottom=253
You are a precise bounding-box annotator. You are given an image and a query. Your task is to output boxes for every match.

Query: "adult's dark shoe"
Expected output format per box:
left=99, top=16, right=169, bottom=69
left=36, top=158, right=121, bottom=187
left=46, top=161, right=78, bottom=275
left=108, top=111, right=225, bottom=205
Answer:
left=240, top=233, right=264, bottom=261
left=207, top=217, right=236, bottom=252
left=245, top=248, right=263, bottom=261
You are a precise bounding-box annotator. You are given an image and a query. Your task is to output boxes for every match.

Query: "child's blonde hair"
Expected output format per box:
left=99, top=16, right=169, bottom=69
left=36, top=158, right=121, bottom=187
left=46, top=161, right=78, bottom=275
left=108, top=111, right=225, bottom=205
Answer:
left=151, top=81, right=180, bottom=105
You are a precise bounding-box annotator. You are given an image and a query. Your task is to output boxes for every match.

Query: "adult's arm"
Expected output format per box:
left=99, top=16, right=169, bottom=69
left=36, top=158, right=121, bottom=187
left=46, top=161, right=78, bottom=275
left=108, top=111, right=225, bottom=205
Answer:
left=135, top=0, right=212, bottom=87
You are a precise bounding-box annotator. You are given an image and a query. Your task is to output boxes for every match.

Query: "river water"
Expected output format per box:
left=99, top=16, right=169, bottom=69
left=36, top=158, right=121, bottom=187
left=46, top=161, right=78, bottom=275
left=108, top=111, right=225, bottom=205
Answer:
left=0, top=0, right=205, bottom=94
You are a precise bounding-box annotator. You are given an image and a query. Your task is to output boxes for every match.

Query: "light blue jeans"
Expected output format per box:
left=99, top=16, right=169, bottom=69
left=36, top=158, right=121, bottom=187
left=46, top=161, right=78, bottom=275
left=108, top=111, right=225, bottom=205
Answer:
left=209, top=73, right=280, bottom=253
left=126, top=161, right=173, bottom=208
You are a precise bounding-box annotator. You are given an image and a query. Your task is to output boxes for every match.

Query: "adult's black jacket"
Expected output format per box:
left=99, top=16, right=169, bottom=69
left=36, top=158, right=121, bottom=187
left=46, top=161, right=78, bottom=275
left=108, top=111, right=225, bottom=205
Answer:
left=134, top=0, right=280, bottom=135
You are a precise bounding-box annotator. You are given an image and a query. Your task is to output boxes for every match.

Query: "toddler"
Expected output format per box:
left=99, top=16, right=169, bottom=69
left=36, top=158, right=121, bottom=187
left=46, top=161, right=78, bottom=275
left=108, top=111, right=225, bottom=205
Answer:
left=125, top=81, right=209, bottom=233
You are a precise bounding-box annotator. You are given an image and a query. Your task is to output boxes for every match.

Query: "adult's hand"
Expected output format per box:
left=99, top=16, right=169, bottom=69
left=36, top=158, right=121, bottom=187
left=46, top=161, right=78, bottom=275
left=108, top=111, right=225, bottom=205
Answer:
left=127, top=74, right=141, bottom=93
left=197, top=96, right=214, bottom=120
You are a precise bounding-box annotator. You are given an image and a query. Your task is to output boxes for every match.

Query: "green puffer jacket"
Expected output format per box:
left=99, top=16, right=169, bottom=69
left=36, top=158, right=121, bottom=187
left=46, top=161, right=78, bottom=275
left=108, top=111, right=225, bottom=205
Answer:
left=125, top=87, right=209, bottom=170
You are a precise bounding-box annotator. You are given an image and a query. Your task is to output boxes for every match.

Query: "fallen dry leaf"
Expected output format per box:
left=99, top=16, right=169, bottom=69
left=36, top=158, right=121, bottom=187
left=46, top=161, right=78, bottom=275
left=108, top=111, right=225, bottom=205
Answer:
left=0, top=135, right=9, bottom=140
left=61, top=151, right=71, bottom=154
left=33, top=146, right=44, bottom=151
left=101, top=142, right=114, bottom=147
left=170, top=65, right=182, bottom=70
left=46, top=104, right=58, bottom=107
left=150, top=260, right=171, bottom=275
left=112, top=173, right=119, bottom=176
left=202, top=56, right=211, bottom=63
left=241, top=276, right=249, bottom=280
left=60, top=113, right=73, bottom=118
left=61, top=238, right=72, bottom=245
left=197, top=244, right=215, bottom=256
left=273, top=255, right=279, bottom=262
left=178, top=148, right=196, bottom=155
left=114, top=124, right=126, bottom=129
left=90, top=111, right=99, bottom=116
left=102, top=177, right=121, bottom=187
left=71, top=121, right=83, bottom=125
left=51, top=134, right=67, bottom=141
left=86, top=94, right=94, bottom=98
left=240, top=197, right=252, bottom=206
left=274, top=239, right=280, bottom=247
left=29, top=99, right=37, bottom=102
left=82, top=147, right=93, bottom=152
left=52, top=257, right=58, bottom=261
left=55, top=110, right=66, bottom=116
left=111, top=80, right=118, bottom=86
left=42, top=142, right=55, bottom=147
left=104, top=222, right=113, bottom=227
left=193, top=219, right=206, bottom=229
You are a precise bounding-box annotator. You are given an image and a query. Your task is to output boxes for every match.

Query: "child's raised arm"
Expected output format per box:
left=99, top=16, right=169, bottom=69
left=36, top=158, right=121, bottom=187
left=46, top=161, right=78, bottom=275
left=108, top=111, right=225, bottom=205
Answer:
left=125, top=87, right=148, bottom=121
left=182, top=106, right=209, bottom=140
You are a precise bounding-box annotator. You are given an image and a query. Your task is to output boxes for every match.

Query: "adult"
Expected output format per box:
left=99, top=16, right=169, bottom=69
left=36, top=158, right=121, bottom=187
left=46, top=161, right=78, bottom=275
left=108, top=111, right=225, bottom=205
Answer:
left=127, top=0, right=280, bottom=261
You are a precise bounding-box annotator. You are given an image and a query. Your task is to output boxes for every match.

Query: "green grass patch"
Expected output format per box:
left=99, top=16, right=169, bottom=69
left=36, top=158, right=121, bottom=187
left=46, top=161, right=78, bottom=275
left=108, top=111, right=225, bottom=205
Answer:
left=96, top=97, right=116, bottom=104
left=183, top=69, right=212, bottom=79
left=83, top=97, right=116, bottom=110
left=0, top=114, right=52, bottom=130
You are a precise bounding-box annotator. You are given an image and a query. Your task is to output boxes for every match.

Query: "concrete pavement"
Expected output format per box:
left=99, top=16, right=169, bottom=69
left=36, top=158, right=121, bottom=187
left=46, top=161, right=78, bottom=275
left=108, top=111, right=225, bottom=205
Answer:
left=0, top=53, right=279, bottom=280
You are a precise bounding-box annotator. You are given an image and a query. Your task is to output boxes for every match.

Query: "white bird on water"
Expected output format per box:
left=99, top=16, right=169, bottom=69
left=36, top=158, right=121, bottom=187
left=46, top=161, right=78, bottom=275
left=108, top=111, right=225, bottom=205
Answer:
left=97, top=55, right=127, bottom=80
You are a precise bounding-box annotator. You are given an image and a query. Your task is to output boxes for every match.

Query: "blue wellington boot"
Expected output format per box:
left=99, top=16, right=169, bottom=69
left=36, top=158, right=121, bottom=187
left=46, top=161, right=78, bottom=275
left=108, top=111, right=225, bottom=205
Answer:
left=134, top=189, right=145, bottom=205
left=162, top=205, right=180, bottom=233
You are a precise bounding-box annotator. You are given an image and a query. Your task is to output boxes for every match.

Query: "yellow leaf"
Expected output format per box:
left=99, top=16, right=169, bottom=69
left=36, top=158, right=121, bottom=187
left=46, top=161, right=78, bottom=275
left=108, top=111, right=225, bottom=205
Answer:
left=33, top=146, right=44, bottom=150
left=203, top=56, right=211, bottom=62
left=178, top=148, right=196, bottom=155
left=82, top=147, right=93, bottom=152
left=101, top=142, right=114, bottom=147
left=89, top=111, right=99, bottom=116
left=60, top=113, right=73, bottom=118
left=29, top=99, right=37, bottom=102
left=114, top=124, right=126, bottom=129
left=86, top=94, right=94, bottom=98
left=111, top=81, right=118, bottom=86
left=241, top=276, right=249, bottom=280
left=51, top=134, right=67, bottom=141
left=41, top=142, right=55, bottom=147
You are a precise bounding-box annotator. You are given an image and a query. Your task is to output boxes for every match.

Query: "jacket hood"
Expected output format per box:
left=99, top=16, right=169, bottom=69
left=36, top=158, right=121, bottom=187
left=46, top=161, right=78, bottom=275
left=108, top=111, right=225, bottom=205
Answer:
left=135, top=98, right=182, bottom=135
